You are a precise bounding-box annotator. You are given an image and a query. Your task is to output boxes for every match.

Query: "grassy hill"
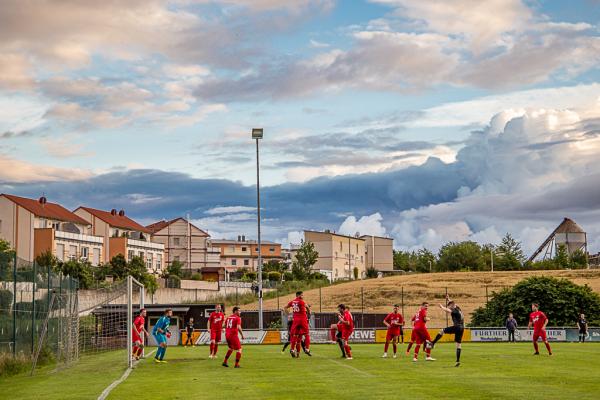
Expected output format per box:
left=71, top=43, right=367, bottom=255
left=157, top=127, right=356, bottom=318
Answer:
left=241, top=269, right=600, bottom=327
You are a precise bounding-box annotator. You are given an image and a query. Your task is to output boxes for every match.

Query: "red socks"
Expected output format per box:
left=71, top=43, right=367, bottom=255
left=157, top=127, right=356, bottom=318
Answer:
left=330, top=328, right=337, bottom=342
left=406, top=342, right=414, bottom=352
left=214, top=343, right=219, bottom=355
left=344, top=344, right=352, bottom=358
left=533, top=341, right=539, bottom=352
left=384, top=342, right=389, bottom=352
left=224, top=349, right=233, bottom=363
left=210, top=343, right=214, bottom=355
left=544, top=342, right=552, bottom=354
left=414, top=344, right=421, bottom=357
left=235, top=351, right=242, bottom=366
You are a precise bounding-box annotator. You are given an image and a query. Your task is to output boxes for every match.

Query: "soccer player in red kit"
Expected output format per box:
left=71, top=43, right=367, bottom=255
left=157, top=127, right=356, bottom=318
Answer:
left=208, top=304, right=225, bottom=359
left=412, top=302, right=435, bottom=362
left=528, top=303, right=552, bottom=356
left=285, top=291, right=311, bottom=357
left=132, top=308, right=149, bottom=360
left=339, top=304, right=355, bottom=360
left=222, top=307, right=244, bottom=368
left=382, top=304, right=404, bottom=358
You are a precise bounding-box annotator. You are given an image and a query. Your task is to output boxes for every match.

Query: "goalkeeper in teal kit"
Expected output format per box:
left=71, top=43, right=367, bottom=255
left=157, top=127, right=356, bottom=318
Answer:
left=153, top=308, right=173, bottom=363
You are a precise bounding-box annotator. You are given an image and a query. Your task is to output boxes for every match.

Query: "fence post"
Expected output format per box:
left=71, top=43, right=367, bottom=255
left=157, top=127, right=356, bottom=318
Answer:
left=235, top=287, right=238, bottom=306
left=445, top=286, right=449, bottom=327
left=32, top=260, right=36, bottom=354
left=401, top=286, right=404, bottom=317
left=361, top=287, right=364, bottom=328
left=485, top=285, right=489, bottom=304
left=12, top=253, right=17, bottom=357
left=319, top=286, right=322, bottom=313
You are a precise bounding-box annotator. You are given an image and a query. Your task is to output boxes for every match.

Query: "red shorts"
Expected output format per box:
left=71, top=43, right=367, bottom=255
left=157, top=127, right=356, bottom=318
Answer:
left=210, top=330, right=222, bottom=342
left=410, top=329, right=417, bottom=342
left=386, top=329, right=400, bottom=342
left=291, top=320, right=309, bottom=336
left=341, top=328, right=353, bottom=341
left=533, top=330, right=547, bottom=342
left=413, top=328, right=431, bottom=344
left=132, top=331, right=142, bottom=344
left=226, top=335, right=241, bottom=350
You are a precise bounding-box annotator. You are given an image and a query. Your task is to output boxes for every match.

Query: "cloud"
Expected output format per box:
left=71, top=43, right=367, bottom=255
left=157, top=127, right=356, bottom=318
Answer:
left=0, top=155, right=92, bottom=183
left=205, top=205, right=257, bottom=215
left=338, top=213, right=387, bottom=237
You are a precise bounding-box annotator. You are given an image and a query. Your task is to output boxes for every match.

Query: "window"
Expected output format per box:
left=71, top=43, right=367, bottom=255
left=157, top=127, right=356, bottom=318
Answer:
left=360, top=256, right=364, bottom=263
left=146, top=255, right=152, bottom=270
left=128, top=250, right=134, bottom=261
left=231, top=259, right=237, bottom=266
left=81, top=247, right=89, bottom=259
left=244, top=259, right=249, bottom=266
left=69, top=245, right=77, bottom=260
left=156, top=254, right=162, bottom=270
left=356, top=244, right=359, bottom=253
left=93, top=248, right=100, bottom=266
left=52, top=222, right=60, bottom=230
left=339, top=242, right=342, bottom=250
left=229, top=245, right=235, bottom=252
left=255, top=247, right=258, bottom=252
left=269, top=247, right=275, bottom=253
left=241, top=246, right=247, bottom=252
left=56, top=244, right=65, bottom=261
left=174, top=237, right=180, bottom=246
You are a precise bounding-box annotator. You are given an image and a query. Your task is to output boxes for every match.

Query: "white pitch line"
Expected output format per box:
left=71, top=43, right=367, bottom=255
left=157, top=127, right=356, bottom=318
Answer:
left=316, top=354, right=374, bottom=378
left=97, top=349, right=155, bottom=400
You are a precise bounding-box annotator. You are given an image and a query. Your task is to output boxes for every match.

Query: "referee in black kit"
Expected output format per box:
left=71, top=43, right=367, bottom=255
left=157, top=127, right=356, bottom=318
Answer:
left=430, top=294, right=464, bottom=367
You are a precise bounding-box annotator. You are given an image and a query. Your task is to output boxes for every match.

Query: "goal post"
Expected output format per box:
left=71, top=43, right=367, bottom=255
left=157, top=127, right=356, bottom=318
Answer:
left=127, top=276, right=145, bottom=369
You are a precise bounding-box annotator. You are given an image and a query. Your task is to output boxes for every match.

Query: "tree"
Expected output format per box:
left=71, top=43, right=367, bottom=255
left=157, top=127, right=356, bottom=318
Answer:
left=437, top=241, right=486, bottom=272
left=35, top=250, right=58, bottom=271
left=162, top=260, right=183, bottom=279
left=471, top=276, right=600, bottom=326
left=494, top=233, right=525, bottom=271
left=393, top=250, right=410, bottom=271
left=59, top=259, right=94, bottom=289
left=353, top=266, right=359, bottom=280
left=570, top=249, right=587, bottom=269
left=109, top=254, right=128, bottom=279
left=292, top=241, right=319, bottom=280
left=262, top=260, right=288, bottom=274
left=0, top=239, right=15, bottom=279
left=554, top=244, right=570, bottom=269
left=414, top=248, right=436, bottom=273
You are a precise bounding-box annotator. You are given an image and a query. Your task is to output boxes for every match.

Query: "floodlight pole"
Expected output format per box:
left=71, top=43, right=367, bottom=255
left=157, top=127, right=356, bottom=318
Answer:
left=253, top=129, right=264, bottom=331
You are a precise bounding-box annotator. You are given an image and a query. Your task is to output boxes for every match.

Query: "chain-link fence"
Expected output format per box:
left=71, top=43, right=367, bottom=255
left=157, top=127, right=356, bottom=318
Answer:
left=0, top=255, right=79, bottom=363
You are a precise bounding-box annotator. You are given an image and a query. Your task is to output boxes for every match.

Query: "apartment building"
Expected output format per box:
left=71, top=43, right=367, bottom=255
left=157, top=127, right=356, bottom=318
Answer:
left=304, top=230, right=367, bottom=281
left=74, top=207, right=164, bottom=273
left=361, top=235, right=394, bottom=271
left=146, top=218, right=221, bottom=275
left=212, top=235, right=283, bottom=274
left=0, top=194, right=104, bottom=265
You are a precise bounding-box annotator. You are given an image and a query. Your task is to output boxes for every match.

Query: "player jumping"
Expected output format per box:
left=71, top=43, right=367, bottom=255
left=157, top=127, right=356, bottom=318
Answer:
left=282, top=314, right=308, bottom=354
left=132, top=308, right=149, bottom=360
left=430, top=295, right=464, bottom=367
left=153, top=308, right=172, bottom=363
left=412, top=302, right=435, bottom=362
left=382, top=304, right=404, bottom=358
left=528, top=303, right=552, bottom=356
left=223, top=306, right=244, bottom=368
left=285, top=291, right=311, bottom=358
left=208, top=304, right=225, bottom=359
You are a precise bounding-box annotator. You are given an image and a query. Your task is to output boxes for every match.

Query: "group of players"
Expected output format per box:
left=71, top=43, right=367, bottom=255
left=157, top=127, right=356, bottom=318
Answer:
left=130, top=292, right=554, bottom=369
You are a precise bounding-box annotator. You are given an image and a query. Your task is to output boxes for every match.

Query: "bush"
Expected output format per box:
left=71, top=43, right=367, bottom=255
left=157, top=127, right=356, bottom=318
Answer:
left=470, top=276, right=600, bottom=327
left=191, top=273, right=203, bottom=281
left=267, top=271, right=281, bottom=282
left=242, top=272, right=257, bottom=282
left=283, top=272, right=294, bottom=281
left=0, top=353, right=29, bottom=378
left=0, top=289, right=12, bottom=314
left=353, top=267, right=359, bottom=280
left=365, top=267, right=379, bottom=278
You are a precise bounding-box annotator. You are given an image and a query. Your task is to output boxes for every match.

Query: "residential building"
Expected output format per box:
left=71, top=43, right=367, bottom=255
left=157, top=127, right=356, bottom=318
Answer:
left=74, top=207, right=164, bottom=273
left=212, top=235, right=283, bottom=276
left=146, top=218, right=221, bottom=276
left=361, top=235, right=394, bottom=271
left=0, top=194, right=104, bottom=265
left=304, top=230, right=367, bottom=281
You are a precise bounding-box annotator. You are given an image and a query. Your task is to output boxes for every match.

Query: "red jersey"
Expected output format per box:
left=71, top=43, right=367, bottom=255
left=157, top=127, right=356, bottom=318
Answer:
left=413, top=309, right=427, bottom=330
left=384, top=312, right=404, bottom=333
left=342, top=310, right=354, bottom=332
left=133, top=315, right=144, bottom=331
left=209, top=311, right=225, bottom=331
left=225, top=314, right=242, bottom=337
left=529, top=311, right=547, bottom=332
left=287, top=297, right=307, bottom=321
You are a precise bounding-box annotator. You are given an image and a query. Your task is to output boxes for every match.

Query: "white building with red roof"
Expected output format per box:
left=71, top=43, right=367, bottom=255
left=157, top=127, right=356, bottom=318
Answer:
left=74, top=206, right=164, bottom=273
left=0, top=194, right=104, bottom=264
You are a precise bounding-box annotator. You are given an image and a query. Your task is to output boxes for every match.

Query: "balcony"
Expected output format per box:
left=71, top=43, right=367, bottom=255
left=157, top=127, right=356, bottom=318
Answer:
left=126, top=238, right=164, bottom=251
left=54, top=230, right=104, bottom=245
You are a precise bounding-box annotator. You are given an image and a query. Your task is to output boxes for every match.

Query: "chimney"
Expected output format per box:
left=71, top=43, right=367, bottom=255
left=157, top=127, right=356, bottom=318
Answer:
left=237, top=235, right=241, bottom=241
left=110, top=209, right=117, bottom=216
left=118, top=210, right=125, bottom=217
left=242, top=235, right=246, bottom=242
left=38, top=196, right=47, bottom=206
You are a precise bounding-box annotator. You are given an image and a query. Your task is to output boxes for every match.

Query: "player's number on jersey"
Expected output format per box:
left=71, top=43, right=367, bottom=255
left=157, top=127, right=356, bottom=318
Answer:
left=292, top=303, right=300, bottom=313
left=227, top=319, right=234, bottom=329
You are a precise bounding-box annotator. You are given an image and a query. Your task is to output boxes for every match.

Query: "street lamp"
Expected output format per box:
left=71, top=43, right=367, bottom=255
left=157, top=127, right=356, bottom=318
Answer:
left=252, top=128, right=264, bottom=331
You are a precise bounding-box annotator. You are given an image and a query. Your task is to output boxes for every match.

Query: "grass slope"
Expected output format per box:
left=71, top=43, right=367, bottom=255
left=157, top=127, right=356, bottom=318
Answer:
left=242, top=270, right=600, bottom=326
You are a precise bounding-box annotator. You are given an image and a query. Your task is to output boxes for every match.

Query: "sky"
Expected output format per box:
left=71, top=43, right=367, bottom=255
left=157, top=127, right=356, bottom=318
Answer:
left=1, top=0, right=600, bottom=255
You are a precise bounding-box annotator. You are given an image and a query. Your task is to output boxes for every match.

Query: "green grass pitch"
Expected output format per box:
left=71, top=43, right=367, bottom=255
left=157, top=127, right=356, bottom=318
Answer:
left=1, top=343, right=599, bottom=399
